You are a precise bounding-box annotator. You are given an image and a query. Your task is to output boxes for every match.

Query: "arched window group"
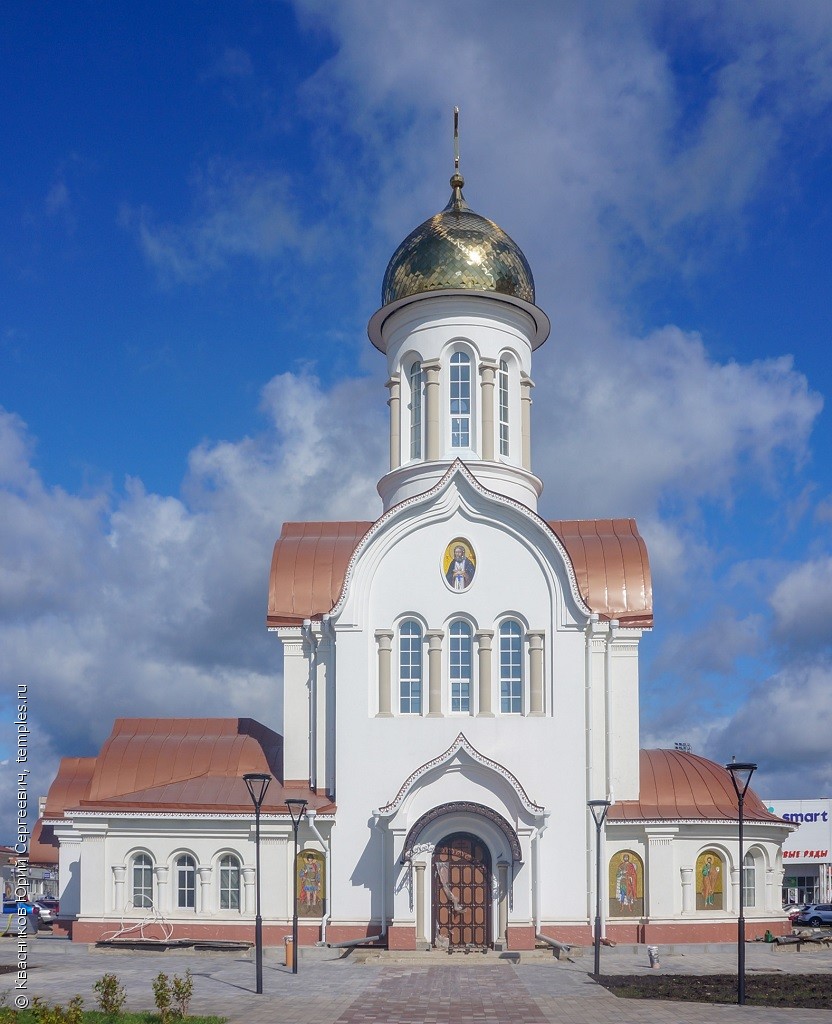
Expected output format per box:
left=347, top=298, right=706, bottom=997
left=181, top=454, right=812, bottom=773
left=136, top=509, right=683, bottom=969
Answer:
left=400, top=347, right=521, bottom=466
left=127, top=851, right=243, bottom=914
left=394, top=617, right=531, bottom=716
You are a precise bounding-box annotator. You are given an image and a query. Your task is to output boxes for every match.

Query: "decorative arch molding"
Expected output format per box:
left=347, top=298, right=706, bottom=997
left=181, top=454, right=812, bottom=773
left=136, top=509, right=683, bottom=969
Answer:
left=329, top=459, right=591, bottom=622
left=401, top=801, right=522, bottom=862
left=374, top=731, right=545, bottom=818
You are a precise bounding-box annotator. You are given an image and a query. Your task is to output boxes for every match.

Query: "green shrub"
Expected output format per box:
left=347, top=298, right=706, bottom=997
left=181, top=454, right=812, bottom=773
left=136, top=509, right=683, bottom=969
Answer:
left=171, top=971, right=193, bottom=1019
left=151, top=974, right=172, bottom=1024
left=31, top=996, right=84, bottom=1024
left=93, top=975, right=127, bottom=1017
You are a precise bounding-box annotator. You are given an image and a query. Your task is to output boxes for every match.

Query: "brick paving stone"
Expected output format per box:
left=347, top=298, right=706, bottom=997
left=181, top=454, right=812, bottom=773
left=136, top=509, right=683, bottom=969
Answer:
left=2, top=937, right=832, bottom=1024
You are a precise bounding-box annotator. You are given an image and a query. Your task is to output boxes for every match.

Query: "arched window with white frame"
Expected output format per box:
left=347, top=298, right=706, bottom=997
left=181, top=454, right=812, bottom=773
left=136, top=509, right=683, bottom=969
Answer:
left=399, top=620, right=423, bottom=714
left=498, top=358, right=510, bottom=457
left=409, top=360, right=423, bottom=460
left=449, top=351, right=471, bottom=448
left=219, top=854, right=241, bottom=911
left=450, top=620, right=473, bottom=713
left=132, top=852, right=154, bottom=909
left=176, top=854, right=196, bottom=909
left=500, top=619, right=523, bottom=714
left=743, top=851, right=756, bottom=909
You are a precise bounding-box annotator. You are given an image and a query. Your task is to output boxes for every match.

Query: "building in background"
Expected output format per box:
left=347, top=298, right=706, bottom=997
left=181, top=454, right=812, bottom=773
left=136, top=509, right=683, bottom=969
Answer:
left=764, top=799, right=832, bottom=904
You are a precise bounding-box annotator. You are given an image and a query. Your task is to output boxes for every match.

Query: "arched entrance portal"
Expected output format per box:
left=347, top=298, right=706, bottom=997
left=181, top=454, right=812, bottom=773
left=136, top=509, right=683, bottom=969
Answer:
left=432, top=832, right=491, bottom=950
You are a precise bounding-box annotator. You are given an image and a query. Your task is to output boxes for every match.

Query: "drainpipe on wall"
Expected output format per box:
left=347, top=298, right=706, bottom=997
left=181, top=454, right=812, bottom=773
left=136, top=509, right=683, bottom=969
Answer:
left=305, top=809, right=330, bottom=944
left=531, top=812, right=571, bottom=954
left=585, top=613, right=598, bottom=927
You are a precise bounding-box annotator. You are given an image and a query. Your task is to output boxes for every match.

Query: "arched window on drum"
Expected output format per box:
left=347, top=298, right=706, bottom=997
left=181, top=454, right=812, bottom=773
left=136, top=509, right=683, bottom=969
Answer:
left=449, top=352, right=471, bottom=449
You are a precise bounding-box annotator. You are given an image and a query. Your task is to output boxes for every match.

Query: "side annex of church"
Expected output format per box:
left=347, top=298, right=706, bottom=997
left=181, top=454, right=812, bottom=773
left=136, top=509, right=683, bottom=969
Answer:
left=37, top=156, right=791, bottom=948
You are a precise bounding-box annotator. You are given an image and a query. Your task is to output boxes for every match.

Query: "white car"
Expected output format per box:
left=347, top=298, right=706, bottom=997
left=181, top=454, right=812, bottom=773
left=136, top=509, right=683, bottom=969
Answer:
left=34, top=901, right=54, bottom=924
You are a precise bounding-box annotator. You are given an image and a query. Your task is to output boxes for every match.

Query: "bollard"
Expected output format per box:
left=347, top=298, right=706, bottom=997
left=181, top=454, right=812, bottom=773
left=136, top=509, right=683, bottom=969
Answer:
left=647, top=945, right=660, bottom=969
left=283, top=934, right=294, bottom=968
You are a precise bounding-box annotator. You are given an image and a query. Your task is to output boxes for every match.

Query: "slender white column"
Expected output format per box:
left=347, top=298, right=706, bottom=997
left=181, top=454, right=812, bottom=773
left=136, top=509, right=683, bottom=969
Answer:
left=375, top=629, right=394, bottom=717
left=681, top=866, right=694, bottom=914
left=520, top=373, right=534, bottom=470
left=426, top=629, right=444, bottom=716
left=414, top=863, right=427, bottom=944
left=153, top=865, right=169, bottom=913
left=241, top=867, right=255, bottom=917
left=479, top=359, right=497, bottom=461
left=197, top=865, right=212, bottom=914
left=423, top=360, right=441, bottom=461
left=112, top=865, right=126, bottom=912
left=730, top=866, right=739, bottom=915
left=386, top=375, right=401, bottom=470
left=476, top=629, right=494, bottom=716
left=497, top=861, right=509, bottom=948
left=528, top=630, right=545, bottom=716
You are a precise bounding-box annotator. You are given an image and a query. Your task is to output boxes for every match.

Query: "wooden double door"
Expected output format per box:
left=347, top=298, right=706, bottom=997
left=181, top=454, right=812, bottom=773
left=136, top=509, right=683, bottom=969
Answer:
left=432, top=832, right=491, bottom=949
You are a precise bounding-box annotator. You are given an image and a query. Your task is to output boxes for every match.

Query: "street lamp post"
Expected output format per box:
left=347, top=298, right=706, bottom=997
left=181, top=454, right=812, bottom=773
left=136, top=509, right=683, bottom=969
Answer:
left=725, top=760, right=757, bottom=1006
left=588, top=799, right=611, bottom=978
left=286, top=798, right=308, bottom=975
left=243, top=772, right=272, bottom=995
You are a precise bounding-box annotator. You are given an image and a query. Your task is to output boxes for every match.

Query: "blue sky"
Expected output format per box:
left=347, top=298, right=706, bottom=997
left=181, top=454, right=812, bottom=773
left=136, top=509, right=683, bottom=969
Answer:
left=2, top=1, right=832, bottom=836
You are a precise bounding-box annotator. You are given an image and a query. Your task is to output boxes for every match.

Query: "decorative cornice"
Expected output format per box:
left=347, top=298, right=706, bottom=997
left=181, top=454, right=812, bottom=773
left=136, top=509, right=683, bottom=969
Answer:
left=328, top=460, right=591, bottom=622
left=609, top=818, right=792, bottom=829
left=65, top=811, right=336, bottom=822
left=375, top=732, right=544, bottom=816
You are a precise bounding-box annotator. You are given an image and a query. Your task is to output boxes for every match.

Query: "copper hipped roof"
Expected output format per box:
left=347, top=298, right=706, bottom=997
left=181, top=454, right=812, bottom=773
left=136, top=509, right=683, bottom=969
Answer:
left=547, top=518, right=652, bottom=627
left=43, top=718, right=333, bottom=815
left=267, top=521, right=372, bottom=626
left=268, top=517, right=652, bottom=627
left=608, top=749, right=782, bottom=823
left=27, top=819, right=58, bottom=866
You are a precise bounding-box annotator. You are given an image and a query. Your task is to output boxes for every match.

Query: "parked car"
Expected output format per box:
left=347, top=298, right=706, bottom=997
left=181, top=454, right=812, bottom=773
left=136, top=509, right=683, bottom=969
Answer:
left=34, top=900, right=54, bottom=924
left=1, top=900, right=40, bottom=934
left=794, top=904, right=832, bottom=927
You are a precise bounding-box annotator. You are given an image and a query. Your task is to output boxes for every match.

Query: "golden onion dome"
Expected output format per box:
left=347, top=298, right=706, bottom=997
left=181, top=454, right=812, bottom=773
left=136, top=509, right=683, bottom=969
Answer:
left=382, top=173, right=535, bottom=306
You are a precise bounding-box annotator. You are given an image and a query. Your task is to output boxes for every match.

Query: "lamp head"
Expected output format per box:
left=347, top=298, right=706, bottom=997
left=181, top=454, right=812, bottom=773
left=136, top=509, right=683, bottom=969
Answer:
left=588, top=799, right=611, bottom=827
left=286, top=798, right=308, bottom=827
left=725, top=760, right=757, bottom=800
left=243, top=772, right=272, bottom=809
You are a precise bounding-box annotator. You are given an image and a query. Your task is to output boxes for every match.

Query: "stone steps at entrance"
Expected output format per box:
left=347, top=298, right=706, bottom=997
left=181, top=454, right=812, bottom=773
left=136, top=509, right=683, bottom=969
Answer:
left=346, top=947, right=571, bottom=965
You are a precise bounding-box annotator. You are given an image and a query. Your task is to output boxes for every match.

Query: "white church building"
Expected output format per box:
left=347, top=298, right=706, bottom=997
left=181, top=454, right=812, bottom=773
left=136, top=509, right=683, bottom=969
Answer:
left=38, top=160, right=792, bottom=949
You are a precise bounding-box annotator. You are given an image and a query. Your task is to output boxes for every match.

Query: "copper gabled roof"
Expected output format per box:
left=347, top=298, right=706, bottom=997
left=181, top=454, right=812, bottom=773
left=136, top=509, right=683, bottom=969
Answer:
left=608, top=749, right=783, bottom=823
left=44, top=718, right=333, bottom=816
left=267, top=517, right=652, bottom=627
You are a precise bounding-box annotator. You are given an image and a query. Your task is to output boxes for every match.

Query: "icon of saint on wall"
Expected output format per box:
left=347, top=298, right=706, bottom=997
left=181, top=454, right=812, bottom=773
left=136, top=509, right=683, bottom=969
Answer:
left=296, top=850, right=325, bottom=917
left=695, top=850, right=723, bottom=910
left=608, top=850, right=644, bottom=917
left=443, top=539, right=476, bottom=591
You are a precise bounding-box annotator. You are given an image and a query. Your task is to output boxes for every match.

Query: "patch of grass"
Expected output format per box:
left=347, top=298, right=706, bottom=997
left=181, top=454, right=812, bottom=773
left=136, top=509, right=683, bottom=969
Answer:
left=13, top=1013, right=224, bottom=1024
left=597, top=973, right=832, bottom=1010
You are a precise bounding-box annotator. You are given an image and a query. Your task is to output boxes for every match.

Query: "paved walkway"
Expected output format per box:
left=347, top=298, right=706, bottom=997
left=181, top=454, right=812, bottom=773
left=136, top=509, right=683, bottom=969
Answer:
left=2, top=936, right=832, bottom=1024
